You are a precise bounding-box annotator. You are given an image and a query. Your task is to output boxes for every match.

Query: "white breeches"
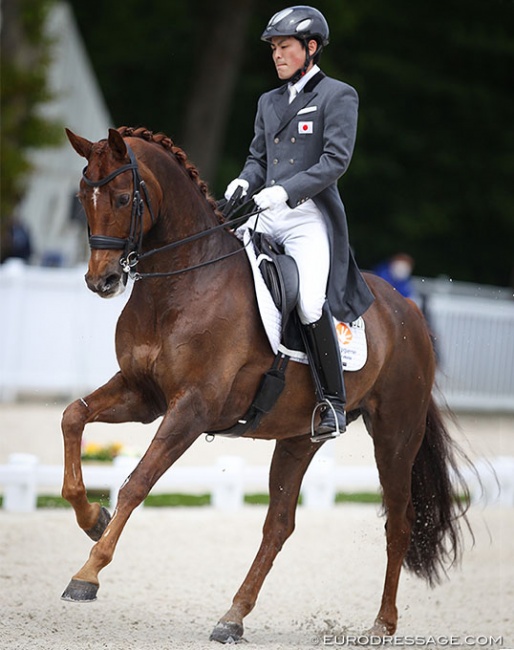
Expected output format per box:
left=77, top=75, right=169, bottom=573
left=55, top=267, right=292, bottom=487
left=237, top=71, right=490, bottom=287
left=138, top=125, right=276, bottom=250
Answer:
left=238, top=199, right=330, bottom=324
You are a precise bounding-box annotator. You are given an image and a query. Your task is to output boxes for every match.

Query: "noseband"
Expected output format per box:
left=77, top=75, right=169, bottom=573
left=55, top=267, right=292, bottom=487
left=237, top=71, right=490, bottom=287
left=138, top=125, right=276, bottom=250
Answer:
left=82, top=145, right=155, bottom=267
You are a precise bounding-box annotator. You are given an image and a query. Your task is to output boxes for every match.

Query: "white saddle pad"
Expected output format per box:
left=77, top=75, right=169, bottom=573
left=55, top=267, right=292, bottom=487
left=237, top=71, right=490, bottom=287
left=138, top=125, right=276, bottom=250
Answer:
left=240, top=229, right=368, bottom=372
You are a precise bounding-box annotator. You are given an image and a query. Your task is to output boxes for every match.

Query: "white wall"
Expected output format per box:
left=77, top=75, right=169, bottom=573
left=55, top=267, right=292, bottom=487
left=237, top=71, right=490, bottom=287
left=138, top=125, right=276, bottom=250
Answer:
left=0, top=259, right=129, bottom=401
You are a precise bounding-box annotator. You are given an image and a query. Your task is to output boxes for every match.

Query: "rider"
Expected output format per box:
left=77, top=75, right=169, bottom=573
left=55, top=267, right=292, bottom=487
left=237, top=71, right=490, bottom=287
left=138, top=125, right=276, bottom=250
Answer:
left=225, top=6, right=374, bottom=440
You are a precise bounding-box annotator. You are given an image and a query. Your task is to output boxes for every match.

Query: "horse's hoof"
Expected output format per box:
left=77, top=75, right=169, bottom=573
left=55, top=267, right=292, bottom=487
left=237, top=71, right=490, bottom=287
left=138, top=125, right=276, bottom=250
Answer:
left=85, top=506, right=111, bottom=541
left=210, top=621, right=245, bottom=644
left=365, top=621, right=396, bottom=636
left=61, top=578, right=99, bottom=603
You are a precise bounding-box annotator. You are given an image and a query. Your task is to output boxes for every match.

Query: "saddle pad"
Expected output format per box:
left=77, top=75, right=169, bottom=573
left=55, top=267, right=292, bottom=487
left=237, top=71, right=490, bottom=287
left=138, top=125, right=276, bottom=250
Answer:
left=239, top=228, right=368, bottom=372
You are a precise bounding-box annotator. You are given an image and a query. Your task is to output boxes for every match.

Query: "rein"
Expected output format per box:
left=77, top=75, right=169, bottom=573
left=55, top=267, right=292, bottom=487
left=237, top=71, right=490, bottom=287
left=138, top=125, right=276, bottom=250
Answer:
left=131, top=207, right=261, bottom=280
left=83, top=143, right=261, bottom=280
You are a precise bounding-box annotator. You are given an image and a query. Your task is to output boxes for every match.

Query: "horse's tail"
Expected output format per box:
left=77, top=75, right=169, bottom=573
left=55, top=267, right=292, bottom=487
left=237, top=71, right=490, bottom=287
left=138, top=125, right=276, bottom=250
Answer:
left=404, top=396, right=473, bottom=586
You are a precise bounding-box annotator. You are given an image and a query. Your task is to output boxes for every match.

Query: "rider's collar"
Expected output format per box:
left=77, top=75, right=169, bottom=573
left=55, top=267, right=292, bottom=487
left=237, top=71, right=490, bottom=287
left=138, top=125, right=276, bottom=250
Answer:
left=288, top=64, right=320, bottom=94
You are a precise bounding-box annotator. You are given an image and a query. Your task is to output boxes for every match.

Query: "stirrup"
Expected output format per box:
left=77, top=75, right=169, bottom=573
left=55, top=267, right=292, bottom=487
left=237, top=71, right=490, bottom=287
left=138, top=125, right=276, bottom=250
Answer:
left=310, top=400, right=343, bottom=442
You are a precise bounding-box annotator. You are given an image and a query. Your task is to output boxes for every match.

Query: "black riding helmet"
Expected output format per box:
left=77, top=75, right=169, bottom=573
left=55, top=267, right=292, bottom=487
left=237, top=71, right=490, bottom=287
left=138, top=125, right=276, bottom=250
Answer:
left=261, top=6, right=329, bottom=82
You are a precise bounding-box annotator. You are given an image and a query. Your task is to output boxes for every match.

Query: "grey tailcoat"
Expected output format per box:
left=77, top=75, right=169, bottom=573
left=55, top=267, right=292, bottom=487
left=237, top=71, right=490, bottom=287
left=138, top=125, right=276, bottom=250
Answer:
left=239, top=71, right=374, bottom=323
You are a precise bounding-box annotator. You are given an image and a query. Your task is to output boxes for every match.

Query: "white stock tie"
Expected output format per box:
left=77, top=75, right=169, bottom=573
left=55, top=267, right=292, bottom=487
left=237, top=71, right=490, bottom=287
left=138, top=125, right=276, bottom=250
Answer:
left=288, top=84, right=298, bottom=104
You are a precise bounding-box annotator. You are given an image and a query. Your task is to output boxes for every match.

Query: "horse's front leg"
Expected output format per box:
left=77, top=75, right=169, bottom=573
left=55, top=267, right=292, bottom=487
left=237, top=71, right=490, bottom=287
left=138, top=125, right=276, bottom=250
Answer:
left=211, top=434, right=320, bottom=644
left=61, top=390, right=203, bottom=603
left=61, top=372, right=159, bottom=535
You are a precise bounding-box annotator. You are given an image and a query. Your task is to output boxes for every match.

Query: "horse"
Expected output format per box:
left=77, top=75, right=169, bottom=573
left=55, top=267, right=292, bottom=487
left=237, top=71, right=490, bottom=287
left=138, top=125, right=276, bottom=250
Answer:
left=61, top=126, right=470, bottom=643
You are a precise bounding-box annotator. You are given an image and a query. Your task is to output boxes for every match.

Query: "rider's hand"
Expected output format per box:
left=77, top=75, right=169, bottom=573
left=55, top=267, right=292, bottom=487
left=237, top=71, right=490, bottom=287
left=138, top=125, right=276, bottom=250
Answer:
left=253, top=186, right=288, bottom=210
left=224, top=178, right=249, bottom=201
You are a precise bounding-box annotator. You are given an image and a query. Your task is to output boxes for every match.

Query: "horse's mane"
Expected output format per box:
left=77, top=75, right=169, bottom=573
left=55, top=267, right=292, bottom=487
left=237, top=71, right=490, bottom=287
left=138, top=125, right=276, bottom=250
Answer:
left=117, top=126, right=224, bottom=224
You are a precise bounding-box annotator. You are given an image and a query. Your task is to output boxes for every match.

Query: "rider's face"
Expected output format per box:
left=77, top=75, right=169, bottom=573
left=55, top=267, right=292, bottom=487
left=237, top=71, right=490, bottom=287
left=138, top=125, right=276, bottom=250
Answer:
left=270, top=36, right=315, bottom=80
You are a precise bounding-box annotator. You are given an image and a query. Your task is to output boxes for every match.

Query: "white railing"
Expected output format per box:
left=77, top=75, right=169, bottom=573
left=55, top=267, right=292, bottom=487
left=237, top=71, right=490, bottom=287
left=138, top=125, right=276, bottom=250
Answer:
left=428, top=293, right=514, bottom=411
left=1, top=259, right=513, bottom=411
left=1, top=452, right=513, bottom=513
left=0, top=259, right=126, bottom=401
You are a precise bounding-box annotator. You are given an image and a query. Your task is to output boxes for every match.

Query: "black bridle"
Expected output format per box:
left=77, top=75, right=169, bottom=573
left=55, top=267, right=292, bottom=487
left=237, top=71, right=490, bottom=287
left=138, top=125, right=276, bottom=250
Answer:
left=82, top=145, right=155, bottom=268
left=82, top=144, right=261, bottom=280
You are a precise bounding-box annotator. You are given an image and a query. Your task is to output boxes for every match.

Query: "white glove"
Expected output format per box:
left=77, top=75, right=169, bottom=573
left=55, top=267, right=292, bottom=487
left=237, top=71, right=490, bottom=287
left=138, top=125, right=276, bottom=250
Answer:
left=224, top=178, right=249, bottom=201
left=253, top=185, right=288, bottom=210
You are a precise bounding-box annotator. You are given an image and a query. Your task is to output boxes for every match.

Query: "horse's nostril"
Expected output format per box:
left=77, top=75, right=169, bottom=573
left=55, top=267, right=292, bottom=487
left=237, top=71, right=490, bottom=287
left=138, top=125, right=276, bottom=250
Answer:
left=103, top=274, right=121, bottom=291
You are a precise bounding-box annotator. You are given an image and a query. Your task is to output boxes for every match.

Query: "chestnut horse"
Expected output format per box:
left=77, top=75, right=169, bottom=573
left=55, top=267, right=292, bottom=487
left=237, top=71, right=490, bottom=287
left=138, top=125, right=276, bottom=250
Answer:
left=61, top=126, right=469, bottom=643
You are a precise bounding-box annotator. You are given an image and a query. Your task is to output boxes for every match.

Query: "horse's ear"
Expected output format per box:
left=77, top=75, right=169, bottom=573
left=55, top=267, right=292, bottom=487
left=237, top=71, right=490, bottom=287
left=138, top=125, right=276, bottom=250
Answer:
left=65, top=128, right=93, bottom=160
left=108, top=128, right=128, bottom=161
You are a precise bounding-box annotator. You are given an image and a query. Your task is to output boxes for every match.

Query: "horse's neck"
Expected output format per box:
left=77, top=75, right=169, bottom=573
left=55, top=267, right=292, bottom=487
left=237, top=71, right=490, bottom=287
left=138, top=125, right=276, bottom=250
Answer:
left=144, top=206, right=234, bottom=263
left=157, top=159, right=221, bottom=239
left=128, top=222, right=249, bottom=320
left=131, top=151, right=246, bottom=304
left=134, top=180, right=242, bottom=290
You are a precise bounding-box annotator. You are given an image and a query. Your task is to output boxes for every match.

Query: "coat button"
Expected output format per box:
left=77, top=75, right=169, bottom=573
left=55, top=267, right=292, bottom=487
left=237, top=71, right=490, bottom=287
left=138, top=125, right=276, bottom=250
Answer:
left=291, top=137, right=296, bottom=143
left=273, top=158, right=278, bottom=165
left=270, top=180, right=276, bottom=185
left=274, top=137, right=280, bottom=144
left=289, top=159, right=295, bottom=164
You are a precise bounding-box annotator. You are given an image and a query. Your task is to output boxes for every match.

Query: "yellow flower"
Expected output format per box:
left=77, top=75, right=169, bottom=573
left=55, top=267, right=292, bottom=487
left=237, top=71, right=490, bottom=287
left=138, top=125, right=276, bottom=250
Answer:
left=81, top=441, right=124, bottom=462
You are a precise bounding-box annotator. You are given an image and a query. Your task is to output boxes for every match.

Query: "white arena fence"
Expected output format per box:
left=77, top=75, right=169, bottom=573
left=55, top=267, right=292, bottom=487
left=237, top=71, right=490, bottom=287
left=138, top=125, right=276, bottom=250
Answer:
left=1, top=260, right=513, bottom=410
left=421, top=285, right=514, bottom=412
left=1, top=451, right=513, bottom=513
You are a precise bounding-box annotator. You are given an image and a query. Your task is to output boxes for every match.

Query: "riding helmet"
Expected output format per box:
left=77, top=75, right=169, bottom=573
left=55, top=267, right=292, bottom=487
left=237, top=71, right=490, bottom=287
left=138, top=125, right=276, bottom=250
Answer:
left=261, top=6, right=330, bottom=47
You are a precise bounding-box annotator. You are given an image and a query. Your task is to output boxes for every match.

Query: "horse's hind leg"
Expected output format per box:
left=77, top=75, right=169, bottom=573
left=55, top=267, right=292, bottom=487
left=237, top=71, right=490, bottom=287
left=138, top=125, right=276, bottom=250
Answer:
left=364, top=408, right=426, bottom=635
left=61, top=372, right=157, bottom=535
left=211, top=434, right=320, bottom=644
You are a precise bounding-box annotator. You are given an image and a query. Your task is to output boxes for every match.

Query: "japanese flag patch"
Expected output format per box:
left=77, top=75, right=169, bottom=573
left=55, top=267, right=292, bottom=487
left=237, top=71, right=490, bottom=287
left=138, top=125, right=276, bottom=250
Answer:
left=298, top=120, right=313, bottom=134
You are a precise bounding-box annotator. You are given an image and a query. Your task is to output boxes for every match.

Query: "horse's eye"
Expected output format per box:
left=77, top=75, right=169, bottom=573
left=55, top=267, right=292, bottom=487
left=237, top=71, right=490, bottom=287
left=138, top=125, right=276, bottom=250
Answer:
left=116, top=193, right=131, bottom=208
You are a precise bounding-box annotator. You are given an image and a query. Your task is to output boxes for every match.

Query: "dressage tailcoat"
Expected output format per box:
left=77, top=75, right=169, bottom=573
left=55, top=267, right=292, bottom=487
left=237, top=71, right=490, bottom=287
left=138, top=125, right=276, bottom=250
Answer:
left=239, top=71, right=374, bottom=323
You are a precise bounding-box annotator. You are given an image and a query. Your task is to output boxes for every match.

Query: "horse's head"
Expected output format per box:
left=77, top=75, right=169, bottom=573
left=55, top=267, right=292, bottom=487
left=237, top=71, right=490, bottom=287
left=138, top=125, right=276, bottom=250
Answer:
left=66, top=128, right=157, bottom=298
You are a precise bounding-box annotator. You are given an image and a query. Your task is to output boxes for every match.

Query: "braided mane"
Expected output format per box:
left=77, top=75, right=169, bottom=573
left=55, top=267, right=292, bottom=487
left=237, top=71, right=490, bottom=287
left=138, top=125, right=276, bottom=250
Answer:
left=117, top=126, right=224, bottom=224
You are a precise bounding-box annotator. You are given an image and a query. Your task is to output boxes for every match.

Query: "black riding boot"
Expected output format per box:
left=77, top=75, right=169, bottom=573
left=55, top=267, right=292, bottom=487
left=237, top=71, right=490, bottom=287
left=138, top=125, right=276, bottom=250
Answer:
left=303, top=302, right=347, bottom=441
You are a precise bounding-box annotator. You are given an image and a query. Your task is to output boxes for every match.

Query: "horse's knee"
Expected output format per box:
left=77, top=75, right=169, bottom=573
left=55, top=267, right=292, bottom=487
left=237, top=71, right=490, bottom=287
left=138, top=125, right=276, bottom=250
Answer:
left=62, top=398, right=88, bottom=436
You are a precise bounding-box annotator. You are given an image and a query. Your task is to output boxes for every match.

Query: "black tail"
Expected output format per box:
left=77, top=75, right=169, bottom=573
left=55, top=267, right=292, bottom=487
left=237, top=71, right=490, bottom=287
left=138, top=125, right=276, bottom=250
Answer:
left=404, top=397, right=473, bottom=586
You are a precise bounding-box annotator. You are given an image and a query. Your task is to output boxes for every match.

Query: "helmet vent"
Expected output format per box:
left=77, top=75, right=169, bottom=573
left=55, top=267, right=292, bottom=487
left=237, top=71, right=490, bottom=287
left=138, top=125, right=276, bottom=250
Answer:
left=271, top=8, right=293, bottom=25
left=296, top=18, right=312, bottom=33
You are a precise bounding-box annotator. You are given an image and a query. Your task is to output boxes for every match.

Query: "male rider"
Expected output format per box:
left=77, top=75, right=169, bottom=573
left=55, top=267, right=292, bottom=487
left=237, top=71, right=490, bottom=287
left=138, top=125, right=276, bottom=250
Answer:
left=225, top=6, right=374, bottom=440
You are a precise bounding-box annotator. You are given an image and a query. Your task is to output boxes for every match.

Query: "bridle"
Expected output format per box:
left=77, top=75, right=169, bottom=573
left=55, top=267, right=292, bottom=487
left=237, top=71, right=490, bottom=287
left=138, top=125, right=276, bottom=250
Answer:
left=82, top=145, right=156, bottom=271
left=82, top=144, right=260, bottom=280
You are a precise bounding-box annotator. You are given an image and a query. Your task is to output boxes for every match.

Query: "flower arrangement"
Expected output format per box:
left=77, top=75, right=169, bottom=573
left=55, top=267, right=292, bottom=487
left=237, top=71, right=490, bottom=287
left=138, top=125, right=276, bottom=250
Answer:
left=81, top=441, right=124, bottom=462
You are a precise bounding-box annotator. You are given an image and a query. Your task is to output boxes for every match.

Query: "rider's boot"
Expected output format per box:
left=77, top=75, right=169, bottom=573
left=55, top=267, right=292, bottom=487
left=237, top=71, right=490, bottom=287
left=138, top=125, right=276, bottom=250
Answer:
left=303, top=302, right=347, bottom=442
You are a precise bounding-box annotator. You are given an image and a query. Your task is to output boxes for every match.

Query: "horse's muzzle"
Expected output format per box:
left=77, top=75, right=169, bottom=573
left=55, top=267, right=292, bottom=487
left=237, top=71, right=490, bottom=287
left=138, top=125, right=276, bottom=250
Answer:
left=85, top=256, right=127, bottom=298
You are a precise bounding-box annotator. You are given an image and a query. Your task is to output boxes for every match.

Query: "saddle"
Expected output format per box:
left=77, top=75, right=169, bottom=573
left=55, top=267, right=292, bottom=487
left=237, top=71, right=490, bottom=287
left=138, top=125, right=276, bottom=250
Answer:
left=252, top=232, right=299, bottom=336
left=218, top=192, right=300, bottom=336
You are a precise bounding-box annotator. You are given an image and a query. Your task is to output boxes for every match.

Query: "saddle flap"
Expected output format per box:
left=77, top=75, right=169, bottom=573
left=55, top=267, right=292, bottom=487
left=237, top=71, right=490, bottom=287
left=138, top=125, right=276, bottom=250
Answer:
left=252, top=232, right=299, bottom=330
